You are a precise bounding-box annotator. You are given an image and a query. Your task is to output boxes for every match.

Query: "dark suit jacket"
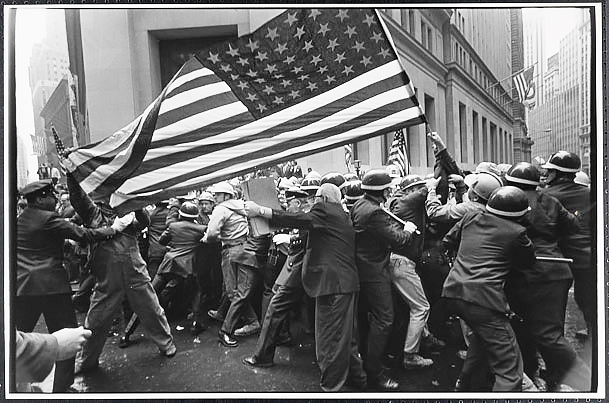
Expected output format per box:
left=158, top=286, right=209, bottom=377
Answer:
left=351, top=194, right=411, bottom=283
left=270, top=202, right=359, bottom=297
left=16, top=330, right=58, bottom=383
left=442, top=210, right=535, bottom=313
left=17, top=207, right=114, bottom=296
left=147, top=205, right=170, bottom=260
left=274, top=231, right=307, bottom=289
left=157, top=220, right=207, bottom=278
left=542, top=179, right=591, bottom=270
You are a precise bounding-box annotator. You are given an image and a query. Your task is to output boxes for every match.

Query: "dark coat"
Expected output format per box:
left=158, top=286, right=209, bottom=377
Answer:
left=350, top=194, right=411, bottom=283
left=16, top=206, right=114, bottom=296
left=270, top=202, right=359, bottom=297
left=274, top=230, right=308, bottom=289
left=442, top=210, right=535, bottom=313
left=232, top=233, right=272, bottom=269
left=542, top=179, right=592, bottom=270
left=147, top=205, right=170, bottom=260
left=517, top=190, right=579, bottom=283
left=157, top=220, right=207, bottom=278
left=388, top=186, right=427, bottom=261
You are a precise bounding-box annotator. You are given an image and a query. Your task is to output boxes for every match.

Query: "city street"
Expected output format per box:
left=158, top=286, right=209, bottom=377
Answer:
left=30, top=287, right=592, bottom=395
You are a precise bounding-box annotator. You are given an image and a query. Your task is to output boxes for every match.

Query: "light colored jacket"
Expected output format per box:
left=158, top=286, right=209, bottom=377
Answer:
left=205, top=199, right=248, bottom=244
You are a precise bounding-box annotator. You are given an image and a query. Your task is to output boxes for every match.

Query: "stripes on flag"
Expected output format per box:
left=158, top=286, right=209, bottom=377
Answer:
left=387, top=128, right=409, bottom=176
left=63, top=8, right=425, bottom=213
left=513, top=66, right=535, bottom=103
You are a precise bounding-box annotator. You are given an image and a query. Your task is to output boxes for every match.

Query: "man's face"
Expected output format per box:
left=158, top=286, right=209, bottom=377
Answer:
left=199, top=200, right=214, bottom=214
left=60, top=195, right=70, bottom=206
left=286, top=198, right=305, bottom=213
left=213, top=193, right=227, bottom=204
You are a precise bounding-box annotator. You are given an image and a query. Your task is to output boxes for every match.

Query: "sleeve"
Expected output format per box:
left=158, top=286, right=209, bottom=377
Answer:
left=367, top=209, right=411, bottom=249
left=132, top=209, right=150, bottom=231
left=509, top=229, right=536, bottom=270
left=270, top=208, right=317, bottom=230
left=426, top=188, right=472, bottom=222
left=159, top=227, right=172, bottom=246
left=442, top=213, right=466, bottom=251
left=433, top=148, right=463, bottom=204
left=45, top=213, right=114, bottom=243
left=554, top=197, right=580, bottom=235
left=165, top=206, right=180, bottom=226
left=204, top=207, right=228, bottom=241
left=15, top=331, right=58, bottom=383
left=389, top=188, right=427, bottom=217
left=66, top=172, right=101, bottom=227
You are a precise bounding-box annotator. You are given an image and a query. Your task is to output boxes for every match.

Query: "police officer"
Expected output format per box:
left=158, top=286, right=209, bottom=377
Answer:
left=504, top=162, right=591, bottom=391
left=343, top=180, right=364, bottom=212
left=541, top=151, right=594, bottom=340
left=351, top=169, right=417, bottom=390
left=16, top=179, right=120, bottom=392
left=442, top=186, right=535, bottom=391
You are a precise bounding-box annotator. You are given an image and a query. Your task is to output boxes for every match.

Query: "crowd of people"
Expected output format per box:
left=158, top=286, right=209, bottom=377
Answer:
left=14, top=133, right=594, bottom=393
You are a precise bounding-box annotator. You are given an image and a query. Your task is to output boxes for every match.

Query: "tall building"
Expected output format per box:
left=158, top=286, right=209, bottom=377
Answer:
left=28, top=9, right=70, bottom=164
left=528, top=8, right=591, bottom=173
left=65, top=7, right=519, bottom=176
left=522, top=9, right=546, bottom=106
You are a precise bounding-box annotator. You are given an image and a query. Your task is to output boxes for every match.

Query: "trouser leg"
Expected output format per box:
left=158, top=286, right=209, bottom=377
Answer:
left=359, top=281, right=394, bottom=379
left=41, top=294, right=78, bottom=392
left=316, top=292, right=360, bottom=392
left=221, top=265, right=260, bottom=335
left=451, top=298, right=523, bottom=392
left=253, top=285, right=302, bottom=362
left=571, top=269, right=595, bottom=332
left=261, top=253, right=286, bottom=320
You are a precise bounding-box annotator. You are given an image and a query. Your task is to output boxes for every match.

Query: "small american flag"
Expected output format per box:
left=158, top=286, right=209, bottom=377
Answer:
left=63, top=9, right=425, bottom=213
left=387, top=128, right=409, bottom=176
left=513, top=66, right=535, bottom=103
left=344, top=143, right=354, bottom=171
left=52, top=126, right=68, bottom=158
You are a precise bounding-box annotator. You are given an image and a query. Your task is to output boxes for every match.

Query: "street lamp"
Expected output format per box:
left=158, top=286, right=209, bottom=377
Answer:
left=544, top=128, right=553, bottom=156
left=353, top=160, right=362, bottom=179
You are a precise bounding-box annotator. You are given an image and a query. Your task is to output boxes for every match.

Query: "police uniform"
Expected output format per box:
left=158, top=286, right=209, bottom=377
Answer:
left=351, top=193, right=410, bottom=382
left=16, top=180, right=115, bottom=391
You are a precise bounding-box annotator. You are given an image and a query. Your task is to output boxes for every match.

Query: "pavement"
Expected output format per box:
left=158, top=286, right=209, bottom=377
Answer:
left=27, top=286, right=593, bottom=395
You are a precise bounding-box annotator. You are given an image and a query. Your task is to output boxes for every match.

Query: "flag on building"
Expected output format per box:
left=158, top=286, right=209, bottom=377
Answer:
left=62, top=8, right=426, bottom=214
left=344, top=144, right=354, bottom=171
left=513, top=66, right=535, bottom=103
left=387, top=128, right=409, bottom=176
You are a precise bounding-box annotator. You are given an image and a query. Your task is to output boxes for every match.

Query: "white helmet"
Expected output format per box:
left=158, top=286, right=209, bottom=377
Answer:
left=212, top=181, right=235, bottom=197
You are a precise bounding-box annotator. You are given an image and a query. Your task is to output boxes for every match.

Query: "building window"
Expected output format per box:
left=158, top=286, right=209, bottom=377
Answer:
left=472, top=111, right=479, bottom=163
left=400, top=9, right=409, bottom=31
left=427, top=27, right=433, bottom=52
left=421, top=21, right=427, bottom=47
left=490, top=122, right=497, bottom=162
left=409, top=11, right=415, bottom=35
left=482, top=117, right=488, bottom=161
left=424, top=94, right=435, bottom=167
left=459, top=102, right=467, bottom=163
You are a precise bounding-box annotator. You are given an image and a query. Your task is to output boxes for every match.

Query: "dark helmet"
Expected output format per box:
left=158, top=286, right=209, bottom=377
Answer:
left=343, top=180, right=364, bottom=202
left=361, top=169, right=392, bottom=191
left=320, top=172, right=346, bottom=189
left=486, top=186, right=529, bottom=218
left=505, top=162, right=540, bottom=187
left=343, top=172, right=359, bottom=182
left=399, top=174, right=426, bottom=190
left=179, top=201, right=199, bottom=219
left=542, top=150, right=581, bottom=173
left=300, top=177, right=320, bottom=196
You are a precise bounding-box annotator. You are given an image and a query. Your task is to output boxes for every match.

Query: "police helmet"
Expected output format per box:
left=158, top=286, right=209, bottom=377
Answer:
left=574, top=171, right=591, bottom=186
left=486, top=186, right=529, bottom=218
left=320, top=172, right=346, bottom=189
left=361, top=169, right=393, bottom=191
left=399, top=174, right=426, bottom=190
left=463, top=171, right=503, bottom=201
left=542, top=151, right=581, bottom=173
left=343, top=180, right=364, bottom=202
left=505, top=162, right=540, bottom=187
left=300, top=178, right=320, bottom=196
left=199, top=191, right=215, bottom=203
left=212, top=182, right=235, bottom=197
left=343, top=172, right=359, bottom=182
left=179, top=201, right=200, bottom=218
left=475, top=161, right=501, bottom=176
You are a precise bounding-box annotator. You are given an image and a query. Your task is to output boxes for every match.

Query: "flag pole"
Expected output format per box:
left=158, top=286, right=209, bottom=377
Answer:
left=486, top=61, right=538, bottom=91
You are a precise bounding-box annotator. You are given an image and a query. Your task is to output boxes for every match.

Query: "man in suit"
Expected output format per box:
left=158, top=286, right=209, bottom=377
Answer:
left=245, top=183, right=366, bottom=392
left=243, top=188, right=310, bottom=367
left=15, top=179, right=119, bottom=392
left=351, top=169, right=417, bottom=391
left=442, top=186, right=535, bottom=391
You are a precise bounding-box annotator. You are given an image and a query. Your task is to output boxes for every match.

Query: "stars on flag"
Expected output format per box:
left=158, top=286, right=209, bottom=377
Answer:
left=199, top=9, right=397, bottom=118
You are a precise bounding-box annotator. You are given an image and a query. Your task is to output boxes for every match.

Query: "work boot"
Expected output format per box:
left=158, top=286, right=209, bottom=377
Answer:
left=242, top=355, right=274, bottom=368
left=161, top=343, right=177, bottom=358
left=420, top=333, right=446, bottom=352
left=207, top=309, right=224, bottom=322
left=218, top=331, right=238, bottom=347
left=368, top=372, right=399, bottom=391
left=190, top=321, right=207, bottom=335
left=403, top=353, right=433, bottom=369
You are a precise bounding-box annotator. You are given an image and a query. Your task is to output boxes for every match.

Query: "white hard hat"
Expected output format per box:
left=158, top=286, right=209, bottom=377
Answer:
left=212, top=181, right=235, bottom=197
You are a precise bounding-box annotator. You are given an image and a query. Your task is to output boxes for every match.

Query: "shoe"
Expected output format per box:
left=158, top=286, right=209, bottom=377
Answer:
left=403, top=353, right=433, bottom=369
left=218, top=332, right=238, bottom=347
left=207, top=309, right=224, bottom=322
left=454, top=377, right=467, bottom=392
left=456, top=350, right=468, bottom=360
left=532, top=376, right=548, bottom=392
left=575, top=328, right=589, bottom=339
left=368, top=373, right=399, bottom=391
left=190, top=321, right=207, bottom=335
left=118, top=335, right=131, bottom=348
left=420, top=334, right=446, bottom=352
left=161, top=343, right=177, bottom=358
left=242, top=355, right=274, bottom=368
left=234, top=322, right=261, bottom=337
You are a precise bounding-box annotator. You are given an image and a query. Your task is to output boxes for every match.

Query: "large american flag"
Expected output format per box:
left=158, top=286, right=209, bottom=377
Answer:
left=387, top=128, right=409, bottom=176
left=63, top=8, right=425, bottom=214
left=513, top=66, right=535, bottom=103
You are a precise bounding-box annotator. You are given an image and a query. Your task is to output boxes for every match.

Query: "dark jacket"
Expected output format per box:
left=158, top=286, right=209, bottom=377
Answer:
left=442, top=210, right=535, bottom=313
left=16, top=206, right=114, bottom=296
left=157, top=220, right=207, bottom=278
left=517, top=190, right=579, bottom=283
left=147, top=205, right=170, bottom=260
left=388, top=186, right=427, bottom=261
left=274, top=230, right=308, bottom=289
left=542, top=179, right=592, bottom=270
left=270, top=201, right=359, bottom=297
left=351, top=194, right=411, bottom=283
left=232, top=233, right=272, bottom=270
